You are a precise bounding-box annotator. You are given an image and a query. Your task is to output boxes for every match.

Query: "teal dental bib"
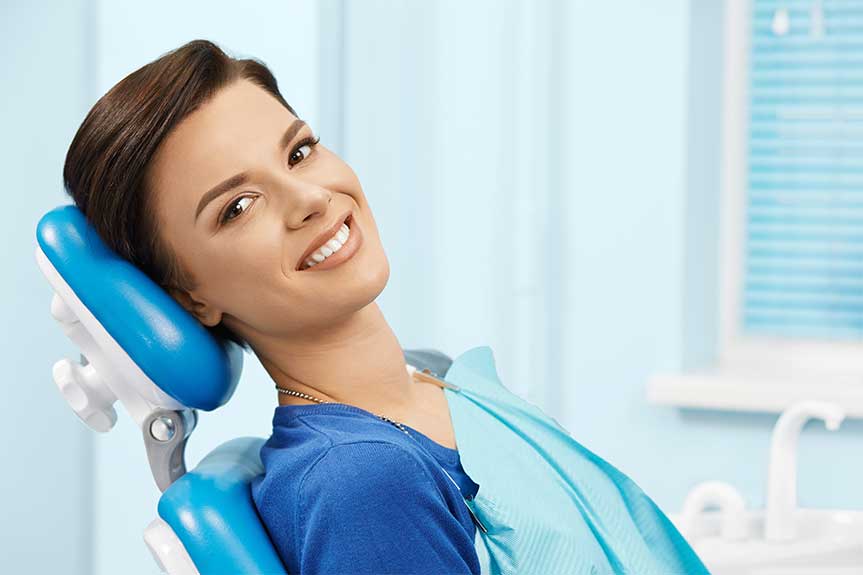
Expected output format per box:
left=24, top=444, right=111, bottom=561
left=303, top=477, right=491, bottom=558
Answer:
left=439, top=346, right=711, bottom=575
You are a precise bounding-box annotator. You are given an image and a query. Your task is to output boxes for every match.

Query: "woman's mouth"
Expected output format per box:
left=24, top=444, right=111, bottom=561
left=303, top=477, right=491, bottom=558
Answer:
left=297, top=213, right=362, bottom=272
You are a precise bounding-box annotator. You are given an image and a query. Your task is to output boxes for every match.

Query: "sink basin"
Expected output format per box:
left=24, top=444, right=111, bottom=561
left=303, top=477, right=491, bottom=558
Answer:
left=667, top=508, right=863, bottom=575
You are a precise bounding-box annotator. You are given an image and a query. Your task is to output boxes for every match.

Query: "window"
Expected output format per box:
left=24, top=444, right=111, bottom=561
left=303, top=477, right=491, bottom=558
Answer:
left=720, top=0, right=863, bottom=379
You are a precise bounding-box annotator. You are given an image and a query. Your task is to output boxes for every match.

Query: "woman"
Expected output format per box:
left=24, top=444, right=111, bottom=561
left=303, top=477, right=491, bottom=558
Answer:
left=63, top=39, right=710, bottom=574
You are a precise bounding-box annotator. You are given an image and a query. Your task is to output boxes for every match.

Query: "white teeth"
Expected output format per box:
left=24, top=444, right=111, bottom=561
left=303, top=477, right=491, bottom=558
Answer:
left=302, top=220, right=352, bottom=269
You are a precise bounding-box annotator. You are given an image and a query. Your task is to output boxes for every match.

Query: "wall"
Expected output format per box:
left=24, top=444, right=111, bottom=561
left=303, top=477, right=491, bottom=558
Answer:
left=0, top=1, right=95, bottom=573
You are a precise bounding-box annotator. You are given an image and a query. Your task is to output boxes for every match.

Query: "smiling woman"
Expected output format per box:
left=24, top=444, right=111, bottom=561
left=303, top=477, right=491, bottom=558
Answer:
left=61, top=38, right=484, bottom=574
left=63, top=40, right=392, bottom=359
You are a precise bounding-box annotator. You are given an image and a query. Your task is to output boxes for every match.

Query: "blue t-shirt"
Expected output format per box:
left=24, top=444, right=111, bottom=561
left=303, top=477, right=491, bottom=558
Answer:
left=251, top=402, right=482, bottom=574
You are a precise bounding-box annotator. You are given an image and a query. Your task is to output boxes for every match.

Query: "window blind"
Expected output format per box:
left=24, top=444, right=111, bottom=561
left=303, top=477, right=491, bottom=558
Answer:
left=743, top=0, right=863, bottom=339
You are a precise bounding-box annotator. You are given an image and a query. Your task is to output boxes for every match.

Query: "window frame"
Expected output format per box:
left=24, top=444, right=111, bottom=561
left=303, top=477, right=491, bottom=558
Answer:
left=718, top=0, right=863, bottom=380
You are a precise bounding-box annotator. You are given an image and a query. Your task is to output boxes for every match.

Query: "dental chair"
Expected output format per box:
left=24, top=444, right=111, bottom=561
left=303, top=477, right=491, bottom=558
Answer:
left=35, top=204, right=455, bottom=575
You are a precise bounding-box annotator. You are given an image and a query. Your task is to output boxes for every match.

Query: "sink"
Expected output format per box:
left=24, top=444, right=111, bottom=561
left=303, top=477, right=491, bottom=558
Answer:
left=668, top=508, right=863, bottom=575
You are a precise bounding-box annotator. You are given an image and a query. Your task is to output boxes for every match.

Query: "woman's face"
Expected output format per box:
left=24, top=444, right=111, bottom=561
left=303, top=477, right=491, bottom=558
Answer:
left=147, top=79, right=390, bottom=346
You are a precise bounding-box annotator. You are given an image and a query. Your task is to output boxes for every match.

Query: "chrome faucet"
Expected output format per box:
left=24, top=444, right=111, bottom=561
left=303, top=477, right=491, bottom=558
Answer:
left=764, top=400, right=845, bottom=542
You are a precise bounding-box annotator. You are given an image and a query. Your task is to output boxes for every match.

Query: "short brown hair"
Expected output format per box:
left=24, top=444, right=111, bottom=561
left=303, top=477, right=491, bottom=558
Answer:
left=63, top=39, right=300, bottom=353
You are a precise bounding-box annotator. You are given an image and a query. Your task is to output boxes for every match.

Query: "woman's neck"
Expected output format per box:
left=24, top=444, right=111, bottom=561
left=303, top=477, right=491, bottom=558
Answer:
left=254, top=302, right=420, bottom=418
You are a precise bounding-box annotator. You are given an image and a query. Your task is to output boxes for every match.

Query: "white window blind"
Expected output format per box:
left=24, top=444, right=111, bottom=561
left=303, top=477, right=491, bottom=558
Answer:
left=743, top=0, right=863, bottom=340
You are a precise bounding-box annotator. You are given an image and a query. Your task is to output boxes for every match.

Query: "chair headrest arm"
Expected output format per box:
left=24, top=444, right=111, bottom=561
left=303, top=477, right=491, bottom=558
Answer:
left=143, top=408, right=198, bottom=492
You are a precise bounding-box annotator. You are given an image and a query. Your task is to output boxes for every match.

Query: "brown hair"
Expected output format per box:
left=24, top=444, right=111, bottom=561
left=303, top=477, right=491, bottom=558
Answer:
left=63, top=39, right=300, bottom=353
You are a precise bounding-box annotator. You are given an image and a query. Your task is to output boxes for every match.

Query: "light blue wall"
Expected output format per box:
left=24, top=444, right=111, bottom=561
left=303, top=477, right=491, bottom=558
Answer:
left=341, top=0, right=566, bottom=409
left=0, top=1, right=95, bottom=573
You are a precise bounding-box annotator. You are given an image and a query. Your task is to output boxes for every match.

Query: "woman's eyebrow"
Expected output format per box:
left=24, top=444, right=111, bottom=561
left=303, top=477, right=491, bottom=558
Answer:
left=194, top=119, right=307, bottom=223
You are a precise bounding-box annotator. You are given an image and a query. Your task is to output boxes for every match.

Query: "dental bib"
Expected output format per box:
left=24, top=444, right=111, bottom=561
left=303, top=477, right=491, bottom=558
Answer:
left=439, top=346, right=711, bottom=575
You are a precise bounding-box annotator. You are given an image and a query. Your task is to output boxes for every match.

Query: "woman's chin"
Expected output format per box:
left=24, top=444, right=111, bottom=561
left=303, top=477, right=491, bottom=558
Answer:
left=348, top=254, right=390, bottom=304
left=353, top=253, right=391, bottom=309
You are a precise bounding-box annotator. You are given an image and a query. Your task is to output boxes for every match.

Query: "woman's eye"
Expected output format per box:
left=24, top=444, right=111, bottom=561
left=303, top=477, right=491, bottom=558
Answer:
left=289, top=144, right=312, bottom=166
left=288, top=135, right=321, bottom=167
left=221, top=196, right=254, bottom=224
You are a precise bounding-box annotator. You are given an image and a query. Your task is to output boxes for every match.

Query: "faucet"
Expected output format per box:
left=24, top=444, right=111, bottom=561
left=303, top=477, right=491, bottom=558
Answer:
left=678, top=481, right=749, bottom=541
left=764, top=400, right=845, bottom=542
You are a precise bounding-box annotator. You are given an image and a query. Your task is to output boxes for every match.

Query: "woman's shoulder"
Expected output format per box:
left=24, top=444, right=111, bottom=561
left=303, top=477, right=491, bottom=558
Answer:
left=299, top=439, right=446, bottom=498
left=253, top=414, right=452, bottom=503
left=258, top=434, right=445, bottom=496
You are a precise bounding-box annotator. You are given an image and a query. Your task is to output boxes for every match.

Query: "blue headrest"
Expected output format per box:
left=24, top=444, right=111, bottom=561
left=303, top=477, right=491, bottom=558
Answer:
left=36, top=204, right=243, bottom=411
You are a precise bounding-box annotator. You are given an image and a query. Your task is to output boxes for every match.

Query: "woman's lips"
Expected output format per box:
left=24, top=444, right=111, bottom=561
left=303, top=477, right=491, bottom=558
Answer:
left=299, top=214, right=362, bottom=272
left=295, top=210, right=352, bottom=270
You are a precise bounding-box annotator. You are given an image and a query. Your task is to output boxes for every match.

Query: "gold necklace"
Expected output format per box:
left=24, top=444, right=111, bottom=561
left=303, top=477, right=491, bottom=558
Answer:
left=274, top=367, right=454, bottom=435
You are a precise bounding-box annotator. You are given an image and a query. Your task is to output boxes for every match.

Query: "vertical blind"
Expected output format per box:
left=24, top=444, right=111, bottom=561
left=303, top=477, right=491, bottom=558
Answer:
left=743, top=0, right=863, bottom=339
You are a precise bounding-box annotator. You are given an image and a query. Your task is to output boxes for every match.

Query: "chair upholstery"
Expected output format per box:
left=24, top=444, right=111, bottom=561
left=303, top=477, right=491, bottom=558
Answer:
left=158, top=437, right=288, bottom=574
left=36, top=204, right=242, bottom=411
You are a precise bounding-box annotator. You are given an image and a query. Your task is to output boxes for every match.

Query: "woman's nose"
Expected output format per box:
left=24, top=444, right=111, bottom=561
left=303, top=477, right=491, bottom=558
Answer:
left=281, top=184, right=333, bottom=229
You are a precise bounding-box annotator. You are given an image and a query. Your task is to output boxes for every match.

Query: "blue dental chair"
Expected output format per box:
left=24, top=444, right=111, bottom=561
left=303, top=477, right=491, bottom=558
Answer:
left=35, top=204, right=454, bottom=575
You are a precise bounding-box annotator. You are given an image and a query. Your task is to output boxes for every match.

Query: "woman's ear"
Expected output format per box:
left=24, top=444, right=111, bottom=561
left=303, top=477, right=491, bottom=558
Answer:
left=166, top=286, right=223, bottom=327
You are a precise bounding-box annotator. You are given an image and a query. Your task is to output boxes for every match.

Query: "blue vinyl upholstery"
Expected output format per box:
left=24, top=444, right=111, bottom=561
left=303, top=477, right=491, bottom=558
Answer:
left=36, top=205, right=242, bottom=410
left=158, top=437, right=288, bottom=575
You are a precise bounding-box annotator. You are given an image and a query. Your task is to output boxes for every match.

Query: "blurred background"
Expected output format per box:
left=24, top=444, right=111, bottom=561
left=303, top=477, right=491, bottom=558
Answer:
left=3, top=0, right=862, bottom=573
